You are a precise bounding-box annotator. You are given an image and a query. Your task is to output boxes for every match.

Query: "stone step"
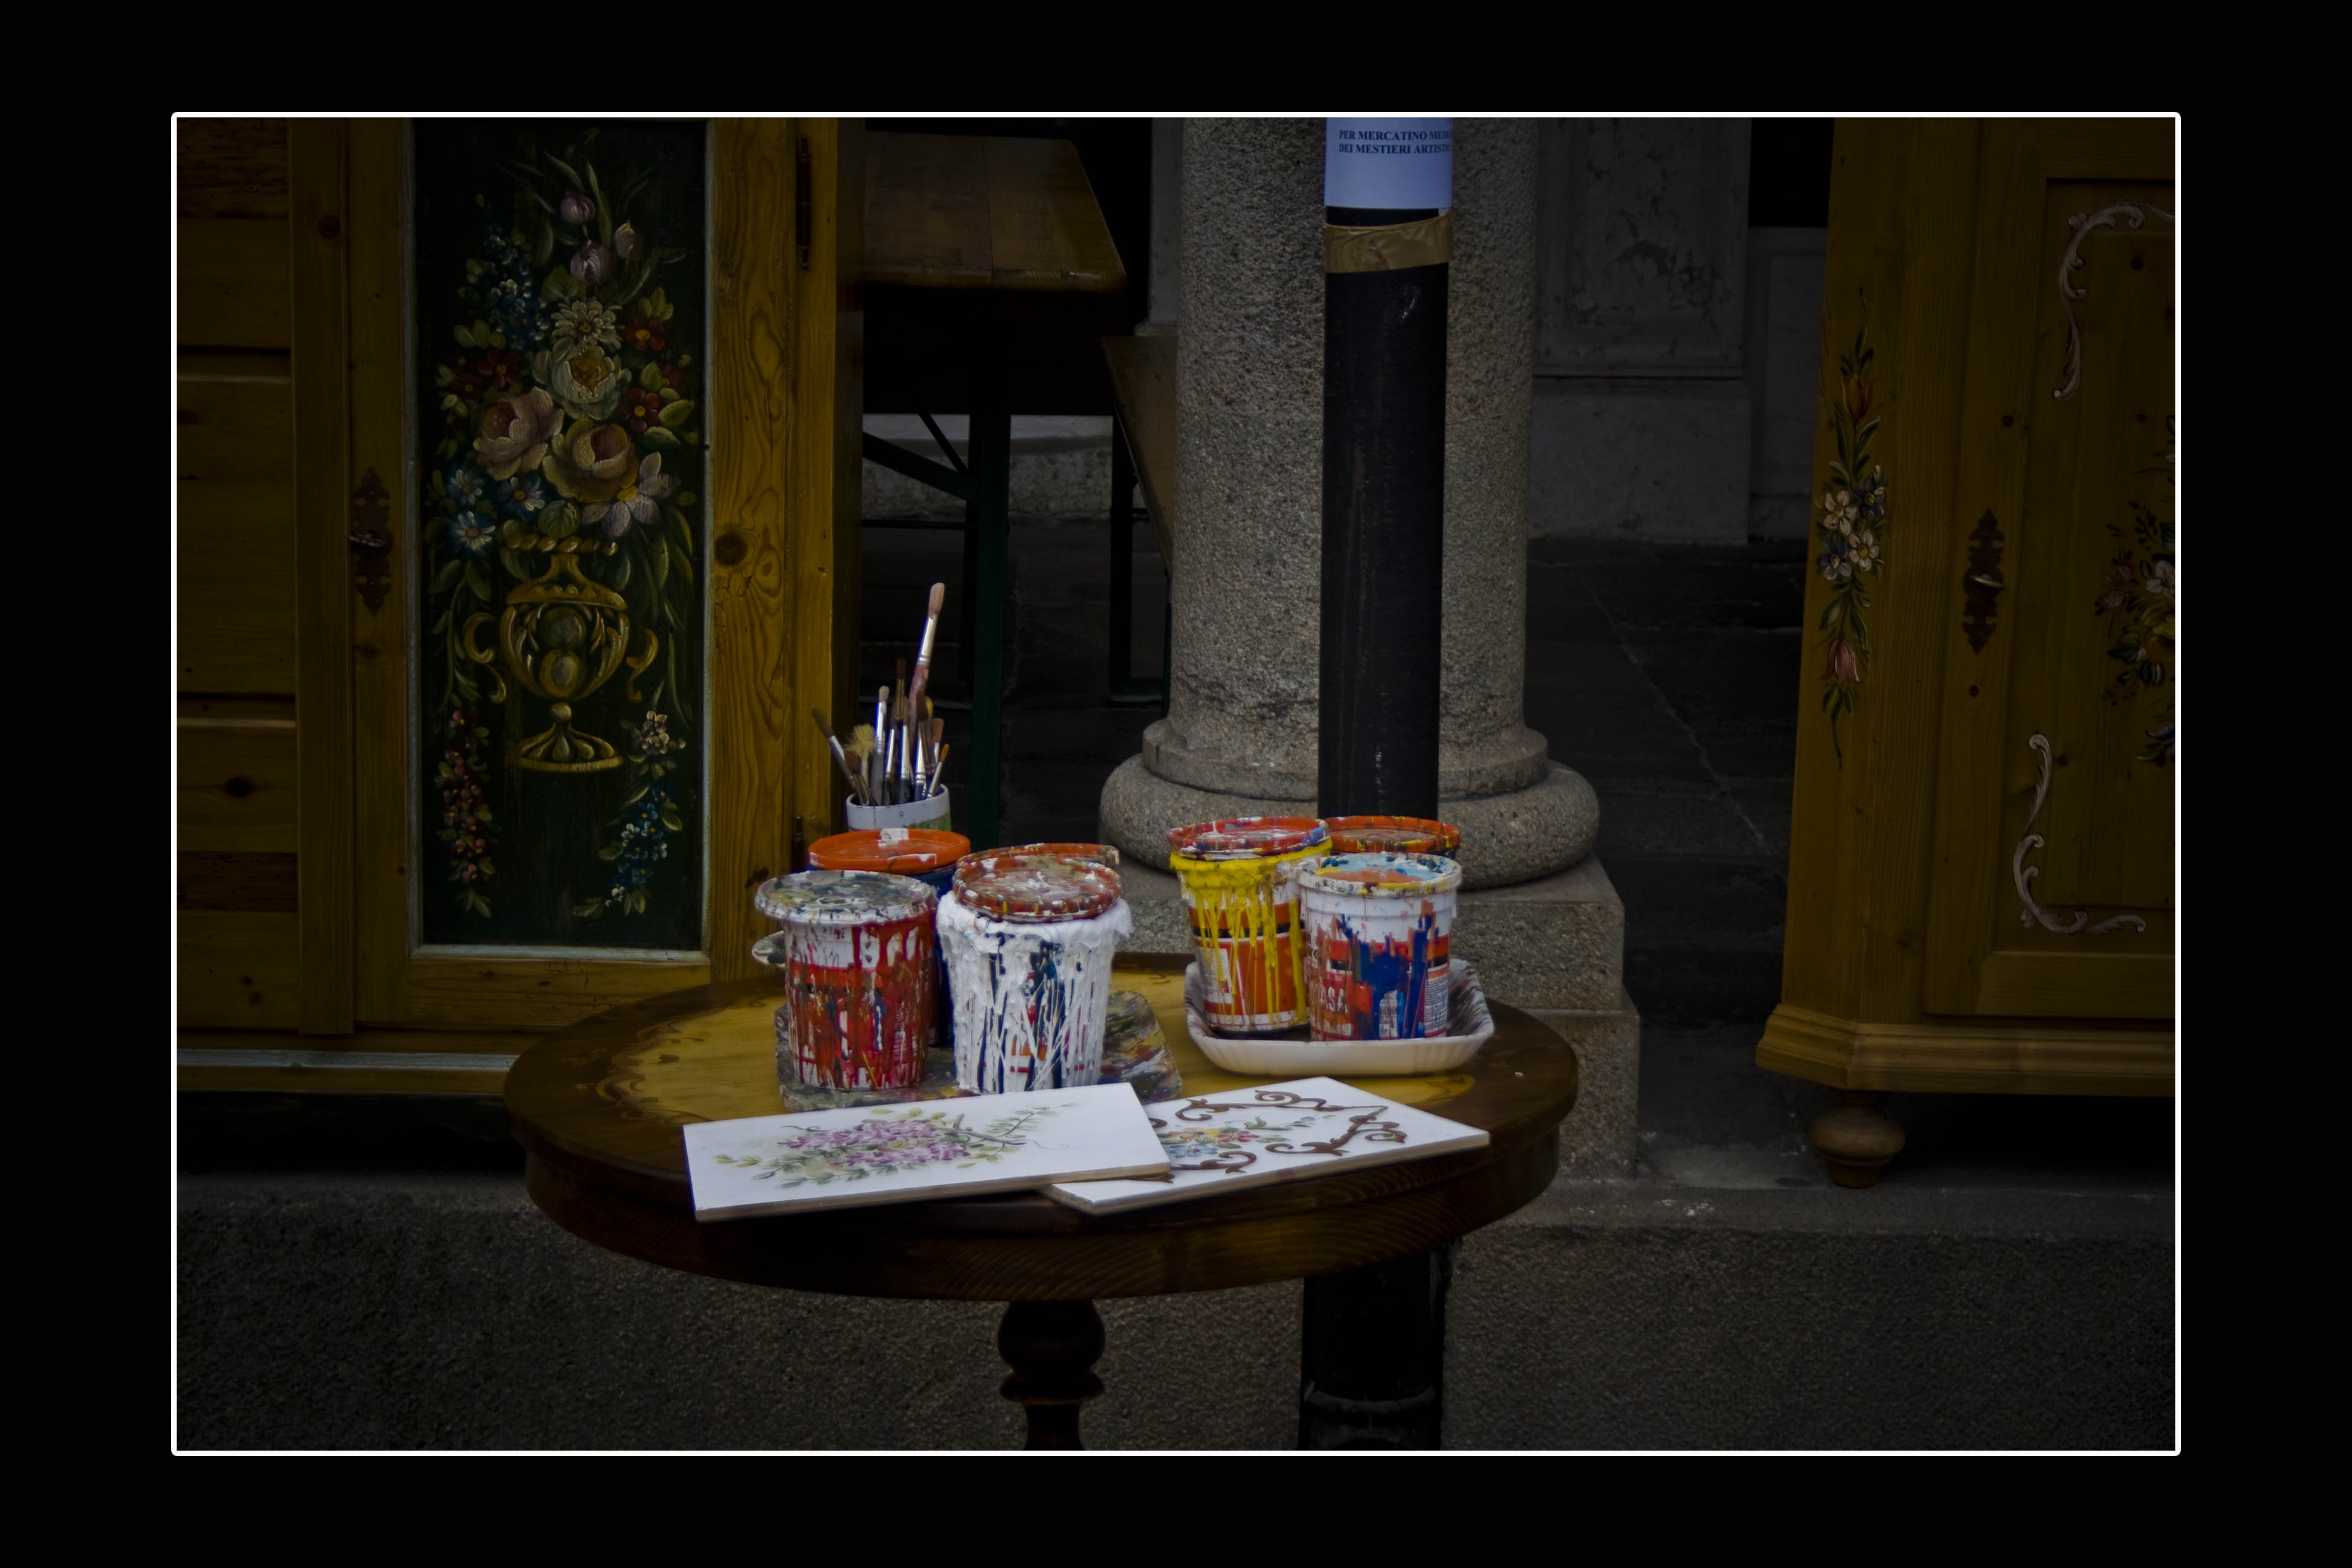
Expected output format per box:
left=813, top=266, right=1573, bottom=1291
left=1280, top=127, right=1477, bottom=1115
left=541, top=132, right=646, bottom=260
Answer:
left=176, top=1168, right=2172, bottom=1450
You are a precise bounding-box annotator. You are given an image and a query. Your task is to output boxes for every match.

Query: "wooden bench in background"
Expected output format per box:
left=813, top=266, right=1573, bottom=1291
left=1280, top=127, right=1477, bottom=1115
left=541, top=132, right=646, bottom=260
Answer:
left=1103, top=333, right=1174, bottom=710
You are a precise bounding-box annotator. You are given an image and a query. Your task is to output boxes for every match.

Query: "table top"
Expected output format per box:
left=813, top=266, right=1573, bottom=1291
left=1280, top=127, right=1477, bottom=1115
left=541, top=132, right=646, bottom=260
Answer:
left=1103, top=335, right=1176, bottom=566
left=505, top=953, right=1578, bottom=1301
left=864, top=134, right=1126, bottom=294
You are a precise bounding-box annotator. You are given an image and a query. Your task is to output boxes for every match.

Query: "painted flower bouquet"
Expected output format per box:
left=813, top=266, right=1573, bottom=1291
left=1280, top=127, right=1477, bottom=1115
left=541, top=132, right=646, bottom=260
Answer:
left=418, top=125, right=701, bottom=923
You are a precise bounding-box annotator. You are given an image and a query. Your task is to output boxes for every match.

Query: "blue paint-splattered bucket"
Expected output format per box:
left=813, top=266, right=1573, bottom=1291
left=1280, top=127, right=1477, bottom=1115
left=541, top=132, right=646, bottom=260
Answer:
left=1292, top=852, right=1463, bottom=1040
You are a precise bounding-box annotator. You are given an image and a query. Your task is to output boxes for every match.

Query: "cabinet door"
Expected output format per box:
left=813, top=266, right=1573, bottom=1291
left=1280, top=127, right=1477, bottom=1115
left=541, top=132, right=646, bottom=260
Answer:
left=1925, top=120, right=2173, bottom=1019
left=344, top=119, right=859, bottom=1030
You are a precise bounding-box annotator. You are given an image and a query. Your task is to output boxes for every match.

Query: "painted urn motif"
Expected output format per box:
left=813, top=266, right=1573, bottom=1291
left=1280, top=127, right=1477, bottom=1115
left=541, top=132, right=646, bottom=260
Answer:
left=460, top=535, right=658, bottom=771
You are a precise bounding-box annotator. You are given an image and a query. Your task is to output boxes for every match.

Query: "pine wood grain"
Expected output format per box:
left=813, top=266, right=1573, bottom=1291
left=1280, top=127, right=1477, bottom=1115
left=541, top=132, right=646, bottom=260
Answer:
left=287, top=121, right=353, bottom=1035
left=177, top=1025, right=537, bottom=1095
left=983, top=137, right=1125, bottom=291
left=177, top=480, right=297, bottom=694
left=709, top=119, right=799, bottom=985
left=391, top=955, right=716, bottom=1030
left=177, top=722, right=298, bottom=851
left=177, top=851, right=301, bottom=912
left=1758, top=1003, right=2173, bottom=1096
left=178, top=912, right=302, bottom=1029
left=505, top=967, right=1577, bottom=1301
left=829, top=129, right=866, bottom=840
left=1766, top=117, right=2177, bottom=1100
left=177, top=370, right=291, bottom=482
left=790, top=121, right=865, bottom=860
left=863, top=134, right=1124, bottom=294
left=178, top=361, right=298, bottom=693
left=177, top=118, right=289, bottom=220
left=863, top=133, right=992, bottom=288
left=178, top=220, right=291, bottom=349
left=347, top=120, right=414, bottom=1027
left=1920, top=123, right=2174, bottom=1020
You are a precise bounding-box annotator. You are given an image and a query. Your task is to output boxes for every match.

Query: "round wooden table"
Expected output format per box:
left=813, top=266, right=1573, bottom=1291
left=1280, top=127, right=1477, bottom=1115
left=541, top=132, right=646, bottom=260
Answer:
left=505, top=953, right=1578, bottom=1448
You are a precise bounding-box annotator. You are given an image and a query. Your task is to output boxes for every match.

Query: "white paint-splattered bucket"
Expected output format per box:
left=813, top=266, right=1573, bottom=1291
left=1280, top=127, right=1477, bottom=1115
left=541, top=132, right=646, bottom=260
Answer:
left=936, top=855, right=1131, bottom=1094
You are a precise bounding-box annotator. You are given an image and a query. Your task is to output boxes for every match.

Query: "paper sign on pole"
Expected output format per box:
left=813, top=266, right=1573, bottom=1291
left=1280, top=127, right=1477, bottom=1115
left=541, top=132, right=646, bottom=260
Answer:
left=1324, top=118, right=1454, bottom=212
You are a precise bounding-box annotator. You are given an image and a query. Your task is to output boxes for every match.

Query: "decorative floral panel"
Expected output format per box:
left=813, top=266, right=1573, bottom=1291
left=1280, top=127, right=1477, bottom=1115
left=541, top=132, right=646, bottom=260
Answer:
left=413, top=120, right=706, bottom=950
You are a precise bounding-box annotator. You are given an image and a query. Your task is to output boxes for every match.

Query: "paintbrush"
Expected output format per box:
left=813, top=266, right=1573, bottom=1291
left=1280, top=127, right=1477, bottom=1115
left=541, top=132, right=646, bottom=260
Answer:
left=809, top=707, right=833, bottom=749
left=906, top=583, right=944, bottom=726
left=849, top=724, right=876, bottom=805
left=871, top=685, right=890, bottom=802
left=829, top=735, right=863, bottom=803
left=927, top=745, right=949, bottom=797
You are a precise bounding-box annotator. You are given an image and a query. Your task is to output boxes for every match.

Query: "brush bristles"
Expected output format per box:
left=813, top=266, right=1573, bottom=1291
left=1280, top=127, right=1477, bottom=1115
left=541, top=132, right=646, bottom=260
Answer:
left=927, top=582, right=946, bottom=616
left=849, top=724, right=875, bottom=757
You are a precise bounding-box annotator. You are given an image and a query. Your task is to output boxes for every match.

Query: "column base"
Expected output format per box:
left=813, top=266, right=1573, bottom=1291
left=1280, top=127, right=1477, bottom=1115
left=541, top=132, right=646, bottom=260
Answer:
left=1098, top=754, right=1598, bottom=891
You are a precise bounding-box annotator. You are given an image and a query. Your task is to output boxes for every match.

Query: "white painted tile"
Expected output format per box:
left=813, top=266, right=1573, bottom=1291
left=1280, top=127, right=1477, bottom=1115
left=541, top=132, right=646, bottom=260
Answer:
left=1045, top=1076, right=1490, bottom=1215
left=683, top=1083, right=1169, bottom=1221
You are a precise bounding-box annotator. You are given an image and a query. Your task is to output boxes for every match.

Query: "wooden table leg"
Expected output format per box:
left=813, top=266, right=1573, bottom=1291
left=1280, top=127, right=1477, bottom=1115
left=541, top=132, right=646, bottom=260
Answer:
left=1298, top=1246, right=1452, bottom=1449
left=998, top=1299, right=1106, bottom=1450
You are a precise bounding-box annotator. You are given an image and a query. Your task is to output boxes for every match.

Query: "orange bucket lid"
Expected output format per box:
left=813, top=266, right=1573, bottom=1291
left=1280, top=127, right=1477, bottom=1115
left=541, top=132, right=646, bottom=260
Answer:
left=806, top=827, right=971, bottom=876
left=1322, top=815, right=1460, bottom=854
left=1166, top=816, right=1327, bottom=861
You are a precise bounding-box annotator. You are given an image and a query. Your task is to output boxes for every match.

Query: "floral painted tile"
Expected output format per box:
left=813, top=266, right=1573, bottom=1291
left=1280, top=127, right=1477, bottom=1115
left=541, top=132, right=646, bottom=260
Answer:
left=683, top=1083, right=1169, bottom=1221
left=1044, top=1076, right=1489, bottom=1215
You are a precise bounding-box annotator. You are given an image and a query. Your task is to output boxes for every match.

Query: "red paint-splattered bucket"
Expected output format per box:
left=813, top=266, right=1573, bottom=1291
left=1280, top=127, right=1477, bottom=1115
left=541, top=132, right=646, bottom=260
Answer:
left=753, top=869, right=938, bottom=1089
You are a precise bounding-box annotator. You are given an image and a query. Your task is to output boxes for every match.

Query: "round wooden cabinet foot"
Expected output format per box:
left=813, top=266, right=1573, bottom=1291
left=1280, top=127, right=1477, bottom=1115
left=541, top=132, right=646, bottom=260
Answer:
left=1811, top=1091, right=1905, bottom=1188
left=998, top=1299, right=1106, bottom=1450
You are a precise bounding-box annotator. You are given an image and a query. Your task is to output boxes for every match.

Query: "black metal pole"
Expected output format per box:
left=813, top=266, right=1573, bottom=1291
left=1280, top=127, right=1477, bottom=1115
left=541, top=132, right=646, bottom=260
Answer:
left=1318, top=128, right=1449, bottom=820
left=1304, top=117, right=1456, bottom=1450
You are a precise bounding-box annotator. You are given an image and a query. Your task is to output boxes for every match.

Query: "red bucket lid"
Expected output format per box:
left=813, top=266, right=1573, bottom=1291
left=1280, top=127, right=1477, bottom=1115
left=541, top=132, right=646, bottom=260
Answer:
left=1165, top=815, right=1328, bottom=861
left=807, top=827, right=971, bottom=875
left=1322, top=815, right=1460, bottom=855
left=952, top=853, right=1123, bottom=923
left=996, top=841, right=1121, bottom=869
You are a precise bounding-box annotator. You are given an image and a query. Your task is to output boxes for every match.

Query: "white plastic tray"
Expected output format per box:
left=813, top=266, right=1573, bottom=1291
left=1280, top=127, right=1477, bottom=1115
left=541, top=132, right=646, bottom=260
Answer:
left=1183, top=961, right=1495, bottom=1076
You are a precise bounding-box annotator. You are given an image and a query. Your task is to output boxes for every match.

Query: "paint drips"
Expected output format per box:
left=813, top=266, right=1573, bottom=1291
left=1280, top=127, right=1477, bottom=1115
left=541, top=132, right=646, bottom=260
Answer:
left=1293, top=852, right=1462, bottom=1040
left=753, top=869, right=940, bottom=1090
left=1168, top=846, right=1323, bottom=1033
left=760, top=913, right=936, bottom=1088
left=937, top=891, right=1131, bottom=1094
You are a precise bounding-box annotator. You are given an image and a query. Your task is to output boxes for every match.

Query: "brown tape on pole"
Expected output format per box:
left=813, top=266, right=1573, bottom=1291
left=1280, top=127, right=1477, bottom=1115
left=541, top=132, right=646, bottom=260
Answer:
left=1323, top=211, right=1454, bottom=275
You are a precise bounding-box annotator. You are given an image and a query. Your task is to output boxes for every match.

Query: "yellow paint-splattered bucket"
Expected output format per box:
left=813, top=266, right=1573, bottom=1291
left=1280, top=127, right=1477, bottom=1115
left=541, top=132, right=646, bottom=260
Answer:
left=1165, top=816, right=1329, bottom=1033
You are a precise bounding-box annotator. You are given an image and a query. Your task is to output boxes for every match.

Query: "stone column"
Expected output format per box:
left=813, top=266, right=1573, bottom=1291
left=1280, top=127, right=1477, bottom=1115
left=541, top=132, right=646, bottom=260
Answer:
left=1100, top=117, right=1596, bottom=890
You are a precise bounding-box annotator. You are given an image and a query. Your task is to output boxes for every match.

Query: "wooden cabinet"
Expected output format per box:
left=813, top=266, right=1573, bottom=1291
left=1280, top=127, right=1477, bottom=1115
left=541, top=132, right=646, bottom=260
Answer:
left=1757, top=119, right=2175, bottom=1180
left=176, top=119, right=861, bottom=1080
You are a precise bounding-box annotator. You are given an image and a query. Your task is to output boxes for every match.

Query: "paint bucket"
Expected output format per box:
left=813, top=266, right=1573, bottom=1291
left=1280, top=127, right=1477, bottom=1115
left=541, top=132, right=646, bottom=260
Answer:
left=1165, top=816, right=1329, bottom=1033
left=1322, top=815, right=1460, bottom=855
left=937, top=853, right=1131, bottom=1093
left=808, top=827, right=972, bottom=1048
left=845, top=786, right=952, bottom=834
left=751, top=869, right=938, bottom=1089
left=1292, top=851, right=1463, bottom=1040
